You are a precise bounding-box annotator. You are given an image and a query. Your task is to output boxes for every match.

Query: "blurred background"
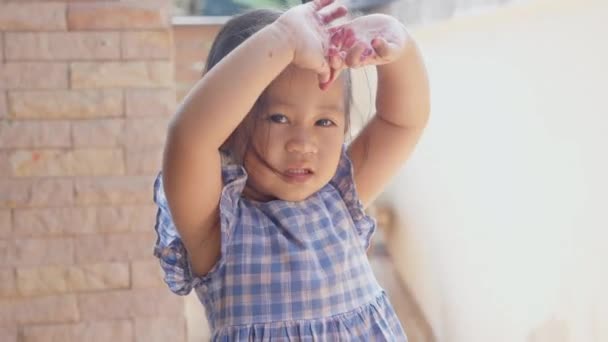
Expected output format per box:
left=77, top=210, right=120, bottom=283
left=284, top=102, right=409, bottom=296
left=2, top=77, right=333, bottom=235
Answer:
left=1, top=0, right=606, bottom=341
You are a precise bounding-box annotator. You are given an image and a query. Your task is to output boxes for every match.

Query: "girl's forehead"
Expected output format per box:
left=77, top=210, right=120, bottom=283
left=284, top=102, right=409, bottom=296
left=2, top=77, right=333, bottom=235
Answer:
left=265, top=66, right=346, bottom=111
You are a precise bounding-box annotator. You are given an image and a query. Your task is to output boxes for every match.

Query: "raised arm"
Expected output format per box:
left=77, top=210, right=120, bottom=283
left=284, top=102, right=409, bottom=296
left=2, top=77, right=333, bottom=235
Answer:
left=162, top=24, right=292, bottom=277
left=162, top=0, right=347, bottom=276
left=328, top=14, right=431, bottom=207
left=350, top=38, right=430, bottom=206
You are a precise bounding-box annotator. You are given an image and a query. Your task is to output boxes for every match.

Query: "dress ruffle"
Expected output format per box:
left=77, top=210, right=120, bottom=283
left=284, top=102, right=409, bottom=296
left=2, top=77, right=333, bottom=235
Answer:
left=328, top=147, right=377, bottom=250
left=152, top=162, right=247, bottom=295
left=213, top=292, right=406, bottom=341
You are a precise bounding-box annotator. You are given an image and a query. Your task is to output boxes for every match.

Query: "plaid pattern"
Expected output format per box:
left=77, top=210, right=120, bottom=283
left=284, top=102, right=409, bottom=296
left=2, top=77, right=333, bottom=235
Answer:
left=153, top=149, right=408, bottom=341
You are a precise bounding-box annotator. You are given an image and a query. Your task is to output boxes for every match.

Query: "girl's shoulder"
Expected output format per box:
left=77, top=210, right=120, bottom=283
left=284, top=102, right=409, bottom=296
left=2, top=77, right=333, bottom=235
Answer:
left=152, top=152, right=248, bottom=296
left=327, top=146, right=376, bottom=249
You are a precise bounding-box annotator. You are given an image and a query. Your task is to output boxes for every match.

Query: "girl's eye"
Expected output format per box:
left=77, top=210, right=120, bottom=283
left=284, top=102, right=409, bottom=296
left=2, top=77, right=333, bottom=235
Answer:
left=268, top=114, right=288, bottom=124
left=316, top=119, right=335, bottom=127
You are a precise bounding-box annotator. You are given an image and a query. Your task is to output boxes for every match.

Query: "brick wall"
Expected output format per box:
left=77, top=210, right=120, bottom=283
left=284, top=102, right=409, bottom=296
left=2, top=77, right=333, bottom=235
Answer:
left=173, top=20, right=221, bottom=101
left=0, top=1, right=185, bottom=341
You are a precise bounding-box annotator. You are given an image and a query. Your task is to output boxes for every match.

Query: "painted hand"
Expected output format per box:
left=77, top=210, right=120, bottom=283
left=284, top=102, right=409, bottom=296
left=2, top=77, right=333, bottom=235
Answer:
left=275, top=0, right=348, bottom=87
left=325, top=14, right=409, bottom=84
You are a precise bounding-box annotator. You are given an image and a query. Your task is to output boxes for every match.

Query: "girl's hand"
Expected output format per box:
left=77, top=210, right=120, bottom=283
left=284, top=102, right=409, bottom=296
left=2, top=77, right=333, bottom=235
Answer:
left=274, top=0, right=348, bottom=87
left=327, top=14, right=409, bottom=78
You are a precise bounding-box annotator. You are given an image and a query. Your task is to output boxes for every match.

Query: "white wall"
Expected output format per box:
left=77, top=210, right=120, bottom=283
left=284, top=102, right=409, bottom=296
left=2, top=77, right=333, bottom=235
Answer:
left=376, top=0, right=608, bottom=341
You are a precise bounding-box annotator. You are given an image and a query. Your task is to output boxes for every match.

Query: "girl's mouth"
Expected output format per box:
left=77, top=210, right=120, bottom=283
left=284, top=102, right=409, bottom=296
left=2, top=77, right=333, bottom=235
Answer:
left=282, top=168, right=314, bottom=183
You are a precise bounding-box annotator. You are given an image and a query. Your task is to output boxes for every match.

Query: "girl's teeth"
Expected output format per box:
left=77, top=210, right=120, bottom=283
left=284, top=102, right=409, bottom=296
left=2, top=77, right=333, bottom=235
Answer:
left=288, top=169, right=308, bottom=174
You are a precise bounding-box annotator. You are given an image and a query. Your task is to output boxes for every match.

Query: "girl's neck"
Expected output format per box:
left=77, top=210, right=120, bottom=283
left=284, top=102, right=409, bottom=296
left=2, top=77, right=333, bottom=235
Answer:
left=241, top=182, right=277, bottom=203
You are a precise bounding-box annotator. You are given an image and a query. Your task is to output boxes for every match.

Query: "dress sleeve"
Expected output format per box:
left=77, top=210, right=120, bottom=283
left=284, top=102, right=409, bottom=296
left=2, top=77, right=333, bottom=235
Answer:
left=329, top=147, right=377, bottom=250
left=152, top=163, right=247, bottom=295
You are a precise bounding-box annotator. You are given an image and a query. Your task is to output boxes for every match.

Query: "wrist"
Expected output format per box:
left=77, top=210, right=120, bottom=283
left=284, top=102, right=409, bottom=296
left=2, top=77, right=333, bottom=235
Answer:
left=269, top=20, right=296, bottom=64
left=377, top=30, right=415, bottom=73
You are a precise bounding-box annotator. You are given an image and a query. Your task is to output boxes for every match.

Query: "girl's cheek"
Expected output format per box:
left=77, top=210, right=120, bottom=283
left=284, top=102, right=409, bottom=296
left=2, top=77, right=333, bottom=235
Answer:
left=321, top=130, right=344, bottom=147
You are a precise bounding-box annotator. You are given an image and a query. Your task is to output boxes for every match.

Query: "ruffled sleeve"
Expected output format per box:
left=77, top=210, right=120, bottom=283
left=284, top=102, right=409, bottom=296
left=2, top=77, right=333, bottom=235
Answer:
left=152, top=162, right=247, bottom=295
left=329, top=147, right=377, bottom=250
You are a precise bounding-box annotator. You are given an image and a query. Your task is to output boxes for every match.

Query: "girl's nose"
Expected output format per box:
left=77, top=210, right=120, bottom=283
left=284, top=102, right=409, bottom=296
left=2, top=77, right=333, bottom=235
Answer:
left=285, top=129, right=318, bottom=155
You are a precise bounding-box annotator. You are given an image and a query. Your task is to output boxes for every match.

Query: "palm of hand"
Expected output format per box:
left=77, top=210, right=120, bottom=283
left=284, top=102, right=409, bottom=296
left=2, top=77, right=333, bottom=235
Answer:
left=327, top=14, right=409, bottom=70
left=275, top=0, right=348, bottom=84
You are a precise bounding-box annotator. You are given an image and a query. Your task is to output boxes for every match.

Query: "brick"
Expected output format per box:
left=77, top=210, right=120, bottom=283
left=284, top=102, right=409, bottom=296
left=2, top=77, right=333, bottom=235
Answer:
left=0, top=297, right=15, bottom=327
left=78, top=288, right=182, bottom=321
left=96, top=206, right=157, bottom=233
left=131, top=259, right=164, bottom=289
left=0, top=178, right=73, bottom=209
left=9, top=149, right=125, bottom=177
left=0, top=120, right=71, bottom=148
left=125, top=117, right=169, bottom=147
left=0, top=151, right=9, bottom=177
left=22, top=321, right=133, bottom=342
left=17, top=265, right=69, bottom=296
left=0, top=268, right=17, bottom=297
left=10, top=238, right=74, bottom=266
left=122, top=31, right=172, bottom=60
left=126, top=205, right=158, bottom=232
left=8, top=90, right=123, bottom=119
left=71, top=61, right=173, bottom=88
left=0, top=298, right=17, bottom=326
left=17, top=263, right=129, bottom=296
left=13, top=206, right=156, bottom=237
left=9, top=150, right=70, bottom=177
left=74, top=176, right=155, bottom=205
left=0, top=240, right=12, bottom=268
left=126, top=88, right=175, bottom=117
left=6, top=32, right=120, bottom=61
left=71, top=149, right=125, bottom=176
left=65, top=263, right=130, bottom=293
left=72, top=119, right=125, bottom=147
left=0, top=210, right=10, bottom=238
left=13, top=207, right=95, bottom=237
left=68, top=3, right=169, bottom=30
left=135, top=316, right=185, bottom=342
left=0, top=92, right=6, bottom=118
left=0, top=326, right=17, bottom=342
left=0, top=3, right=67, bottom=31
left=14, top=295, right=79, bottom=324
left=126, top=146, right=163, bottom=175
left=75, top=232, right=155, bottom=263
left=0, top=63, right=68, bottom=90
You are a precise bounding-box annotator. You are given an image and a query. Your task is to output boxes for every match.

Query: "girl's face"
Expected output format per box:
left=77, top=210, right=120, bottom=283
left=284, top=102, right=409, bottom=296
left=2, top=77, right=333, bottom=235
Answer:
left=243, top=65, right=347, bottom=202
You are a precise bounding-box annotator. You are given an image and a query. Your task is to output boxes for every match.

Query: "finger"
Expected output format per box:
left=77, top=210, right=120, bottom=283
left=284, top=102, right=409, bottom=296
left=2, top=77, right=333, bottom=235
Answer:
left=327, top=26, right=341, bottom=35
left=327, top=66, right=344, bottom=85
left=328, top=26, right=346, bottom=52
left=319, top=66, right=345, bottom=91
left=328, top=27, right=353, bottom=46
left=321, top=68, right=335, bottom=90
left=345, top=42, right=366, bottom=68
left=342, top=29, right=356, bottom=49
left=372, top=37, right=395, bottom=59
left=313, top=0, right=335, bottom=10
left=317, top=60, right=331, bottom=86
left=360, top=47, right=374, bottom=62
left=320, top=5, right=347, bottom=24
left=327, top=46, right=339, bottom=57
left=329, top=54, right=343, bottom=70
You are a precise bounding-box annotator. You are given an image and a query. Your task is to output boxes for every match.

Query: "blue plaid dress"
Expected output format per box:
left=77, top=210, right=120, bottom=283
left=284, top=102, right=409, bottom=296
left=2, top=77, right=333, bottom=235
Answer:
left=153, top=149, right=408, bottom=341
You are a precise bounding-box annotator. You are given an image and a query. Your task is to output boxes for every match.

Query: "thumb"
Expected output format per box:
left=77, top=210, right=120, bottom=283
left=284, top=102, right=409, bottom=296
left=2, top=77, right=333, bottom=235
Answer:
left=317, top=61, right=331, bottom=89
left=372, top=37, right=396, bottom=59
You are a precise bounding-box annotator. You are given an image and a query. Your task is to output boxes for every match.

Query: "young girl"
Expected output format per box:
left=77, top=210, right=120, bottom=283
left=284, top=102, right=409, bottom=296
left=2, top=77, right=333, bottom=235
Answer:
left=154, top=0, right=430, bottom=340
